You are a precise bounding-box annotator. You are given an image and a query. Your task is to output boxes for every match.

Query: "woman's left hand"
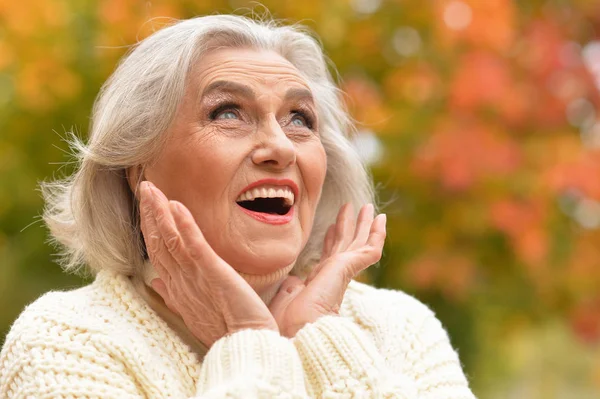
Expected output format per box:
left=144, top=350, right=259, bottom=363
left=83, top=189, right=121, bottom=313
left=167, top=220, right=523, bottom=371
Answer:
left=269, top=203, right=386, bottom=338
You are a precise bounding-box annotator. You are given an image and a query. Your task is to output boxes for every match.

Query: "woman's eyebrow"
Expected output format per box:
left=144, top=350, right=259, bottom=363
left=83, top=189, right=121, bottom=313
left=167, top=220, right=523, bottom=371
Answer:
left=201, top=80, right=256, bottom=100
left=285, top=88, right=314, bottom=104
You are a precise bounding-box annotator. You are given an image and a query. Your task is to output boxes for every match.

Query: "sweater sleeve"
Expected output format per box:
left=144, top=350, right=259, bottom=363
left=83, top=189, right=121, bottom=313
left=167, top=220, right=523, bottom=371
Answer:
left=293, top=315, right=417, bottom=398
left=0, top=324, right=309, bottom=399
left=293, top=310, right=476, bottom=398
left=195, top=329, right=308, bottom=398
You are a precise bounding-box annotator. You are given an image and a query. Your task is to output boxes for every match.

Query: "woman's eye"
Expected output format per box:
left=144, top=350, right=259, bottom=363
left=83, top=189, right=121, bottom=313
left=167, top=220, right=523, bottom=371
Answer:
left=290, top=112, right=313, bottom=129
left=291, top=116, right=305, bottom=127
left=217, top=110, right=238, bottom=120
left=209, top=103, right=241, bottom=121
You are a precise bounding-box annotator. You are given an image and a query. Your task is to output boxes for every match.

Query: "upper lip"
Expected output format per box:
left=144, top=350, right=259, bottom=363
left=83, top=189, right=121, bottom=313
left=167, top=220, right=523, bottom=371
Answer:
left=236, top=178, right=299, bottom=202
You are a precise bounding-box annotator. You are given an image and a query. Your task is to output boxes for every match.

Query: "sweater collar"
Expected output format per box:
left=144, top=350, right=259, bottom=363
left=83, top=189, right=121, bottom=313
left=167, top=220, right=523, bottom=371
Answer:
left=94, top=270, right=202, bottom=393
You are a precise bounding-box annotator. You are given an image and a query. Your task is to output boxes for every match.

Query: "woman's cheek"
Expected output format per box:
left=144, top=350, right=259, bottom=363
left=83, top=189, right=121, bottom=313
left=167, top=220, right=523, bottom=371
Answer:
left=301, top=143, right=326, bottom=222
left=309, top=144, right=327, bottom=198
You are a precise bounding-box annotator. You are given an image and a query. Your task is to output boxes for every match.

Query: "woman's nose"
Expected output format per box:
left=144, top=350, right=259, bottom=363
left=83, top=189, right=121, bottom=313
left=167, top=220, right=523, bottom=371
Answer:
left=251, top=119, right=296, bottom=169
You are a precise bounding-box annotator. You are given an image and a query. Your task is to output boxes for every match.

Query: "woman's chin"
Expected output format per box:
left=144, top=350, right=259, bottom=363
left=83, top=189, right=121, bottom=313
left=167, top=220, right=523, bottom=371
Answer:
left=211, top=233, right=303, bottom=276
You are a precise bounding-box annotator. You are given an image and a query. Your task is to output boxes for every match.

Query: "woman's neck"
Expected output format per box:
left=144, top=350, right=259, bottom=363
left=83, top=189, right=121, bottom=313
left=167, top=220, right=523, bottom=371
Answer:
left=238, top=262, right=295, bottom=304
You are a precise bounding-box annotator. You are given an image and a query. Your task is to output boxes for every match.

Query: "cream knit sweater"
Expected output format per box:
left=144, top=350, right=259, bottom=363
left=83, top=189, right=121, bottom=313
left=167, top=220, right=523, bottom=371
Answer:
left=0, top=271, right=476, bottom=398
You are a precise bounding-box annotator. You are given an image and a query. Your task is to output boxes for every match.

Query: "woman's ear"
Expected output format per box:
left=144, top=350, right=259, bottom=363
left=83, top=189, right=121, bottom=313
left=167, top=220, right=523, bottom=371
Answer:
left=125, top=165, right=145, bottom=198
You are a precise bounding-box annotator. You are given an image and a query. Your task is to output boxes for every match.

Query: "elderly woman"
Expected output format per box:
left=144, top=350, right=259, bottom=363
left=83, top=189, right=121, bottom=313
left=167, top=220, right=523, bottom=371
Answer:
left=0, top=15, right=475, bottom=398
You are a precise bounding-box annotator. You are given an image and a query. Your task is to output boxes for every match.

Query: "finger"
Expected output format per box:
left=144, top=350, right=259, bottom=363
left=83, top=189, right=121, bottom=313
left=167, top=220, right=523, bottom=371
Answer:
left=350, top=213, right=387, bottom=276
left=268, top=276, right=304, bottom=319
left=140, top=182, right=160, bottom=242
left=308, top=204, right=356, bottom=287
left=150, top=184, right=180, bottom=254
left=140, top=182, right=173, bottom=283
left=319, top=214, right=387, bottom=287
left=152, top=196, right=196, bottom=280
left=303, top=214, right=386, bottom=318
left=139, top=181, right=150, bottom=241
left=301, top=256, right=350, bottom=316
left=366, top=213, right=387, bottom=250
left=347, top=204, right=374, bottom=251
left=330, top=203, right=355, bottom=254
left=320, top=224, right=336, bottom=262
left=169, top=200, right=221, bottom=268
left=311, top=221, right=341, bottom=284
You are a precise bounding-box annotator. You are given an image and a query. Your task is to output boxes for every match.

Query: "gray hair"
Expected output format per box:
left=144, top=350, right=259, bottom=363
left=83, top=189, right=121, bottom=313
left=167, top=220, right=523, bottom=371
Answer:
left=42, top=14, right=375, bottom=277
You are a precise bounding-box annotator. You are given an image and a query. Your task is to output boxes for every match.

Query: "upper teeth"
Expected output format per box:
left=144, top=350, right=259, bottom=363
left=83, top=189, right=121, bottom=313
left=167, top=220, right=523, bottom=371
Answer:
left=236, top=185, right=295, bottom=206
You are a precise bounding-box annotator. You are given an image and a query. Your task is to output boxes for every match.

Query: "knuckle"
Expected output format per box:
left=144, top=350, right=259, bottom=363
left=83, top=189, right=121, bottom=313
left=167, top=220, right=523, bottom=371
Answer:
left=363, top=243, right=379, bottom=254
left=165, top=233, right=182, bottom=253
left=144, top=233, right=160, bottom=253
left=178, top=223, right=194, bottom=238
left=141, top=201, right=153, bottom=220
left=154, top=208, right=166, bottom=224
left=150, top=232, right=161, bottom=246
left=187, top=246, right=204, bottom=262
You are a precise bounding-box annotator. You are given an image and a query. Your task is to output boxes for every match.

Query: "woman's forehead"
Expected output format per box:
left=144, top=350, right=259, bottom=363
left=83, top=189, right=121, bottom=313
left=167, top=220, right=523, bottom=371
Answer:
left=190, top=48, right=312, bottom=95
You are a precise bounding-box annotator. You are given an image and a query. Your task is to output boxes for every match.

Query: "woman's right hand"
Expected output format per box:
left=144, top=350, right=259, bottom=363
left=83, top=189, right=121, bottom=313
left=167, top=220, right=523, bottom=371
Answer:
left=139, top=181, right=279, bottom=348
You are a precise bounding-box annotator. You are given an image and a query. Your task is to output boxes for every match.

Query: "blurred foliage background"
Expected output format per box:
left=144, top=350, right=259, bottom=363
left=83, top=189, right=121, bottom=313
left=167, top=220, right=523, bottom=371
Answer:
left=1, top=0, right=600, bottom=397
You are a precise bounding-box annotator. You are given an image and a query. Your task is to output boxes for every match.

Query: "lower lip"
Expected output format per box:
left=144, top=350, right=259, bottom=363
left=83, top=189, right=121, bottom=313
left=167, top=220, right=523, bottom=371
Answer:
left=237, top=205, right=294, bottom=225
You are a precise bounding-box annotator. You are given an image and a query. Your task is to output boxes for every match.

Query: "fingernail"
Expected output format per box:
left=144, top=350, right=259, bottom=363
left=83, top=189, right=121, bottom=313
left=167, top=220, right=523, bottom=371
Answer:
left=146, top=182, right=156, bottom=197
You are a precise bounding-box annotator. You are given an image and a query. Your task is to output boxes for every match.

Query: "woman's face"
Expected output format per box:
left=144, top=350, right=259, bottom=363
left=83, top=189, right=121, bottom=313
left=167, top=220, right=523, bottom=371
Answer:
left=143, top=48, right=327, bottom=276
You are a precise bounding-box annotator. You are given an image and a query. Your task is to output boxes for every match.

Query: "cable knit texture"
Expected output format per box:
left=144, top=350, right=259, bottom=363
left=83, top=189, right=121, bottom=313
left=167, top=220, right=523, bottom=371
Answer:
left=0, top=270, right=476, bottom=398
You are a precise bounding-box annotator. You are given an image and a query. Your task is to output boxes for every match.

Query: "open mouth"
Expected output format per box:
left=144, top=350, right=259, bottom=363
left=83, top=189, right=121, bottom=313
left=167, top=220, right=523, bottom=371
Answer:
left=236, top=197, right=291, bottom=215
left=235, top=185, right=295, bottom=216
